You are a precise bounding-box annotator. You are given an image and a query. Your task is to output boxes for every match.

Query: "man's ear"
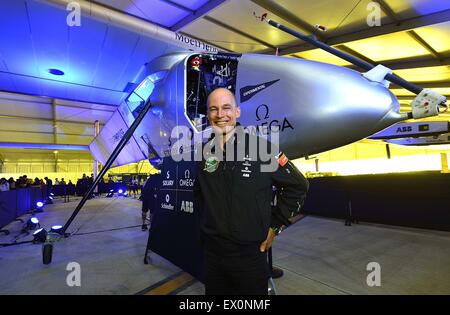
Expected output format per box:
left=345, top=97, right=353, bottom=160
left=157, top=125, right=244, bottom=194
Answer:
left=236, top=106, right=241, bottom=118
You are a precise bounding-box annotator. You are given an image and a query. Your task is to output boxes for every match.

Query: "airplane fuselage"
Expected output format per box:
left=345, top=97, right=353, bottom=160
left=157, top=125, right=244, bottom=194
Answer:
left=90, top=52, right=404, bottom=165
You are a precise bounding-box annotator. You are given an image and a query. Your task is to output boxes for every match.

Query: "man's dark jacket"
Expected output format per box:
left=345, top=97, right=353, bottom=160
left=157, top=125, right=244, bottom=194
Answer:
left=194, top=126, right=309, bottom=244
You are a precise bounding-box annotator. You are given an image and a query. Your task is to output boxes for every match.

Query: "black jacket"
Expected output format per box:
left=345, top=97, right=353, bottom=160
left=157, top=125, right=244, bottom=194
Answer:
left=141, top=174, right=161, bottom=212
left=194, top=127, right=309, bottom=244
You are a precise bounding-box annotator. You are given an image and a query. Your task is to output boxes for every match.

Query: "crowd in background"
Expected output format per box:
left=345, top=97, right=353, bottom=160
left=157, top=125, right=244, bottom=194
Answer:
left=0, top=174, right=144, bottom=197
left=0, top=173, right=110, bottom=194
left=0, top=174, right=75, bottom=192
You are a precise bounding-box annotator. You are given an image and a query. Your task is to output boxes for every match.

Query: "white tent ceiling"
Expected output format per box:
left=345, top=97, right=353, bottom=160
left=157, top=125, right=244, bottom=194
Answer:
left=0, top=0, right=449, bottom=162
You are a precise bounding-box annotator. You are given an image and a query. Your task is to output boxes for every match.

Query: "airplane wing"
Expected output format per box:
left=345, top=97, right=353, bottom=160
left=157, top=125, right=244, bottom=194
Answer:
left=385, top=134, right=450, bottom=146
left=368, top=121, right=450, bottom=146
left=369, top=121, right=450, bottom=140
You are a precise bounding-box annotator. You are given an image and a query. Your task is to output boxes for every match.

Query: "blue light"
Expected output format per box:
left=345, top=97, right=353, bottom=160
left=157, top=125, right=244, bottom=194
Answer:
left=36, top=201, right=44, bottom=208
left=118, top=189, right=123, bottom=194
left=169, top=0, right=209, bottom=11
left=48, top=68, right=65, bottom=76
left=0, top=143, right=89, bottom=150
left=33, top=228, right=44, bottom=236
left=32, top=228, right=48, bottom=243
left=24, top=217, right=40, bottom=231
left=410, top=2, right=450, bottom=15
left=150, top=157, right=162, bottom=164
left=50, top=225, right=63, bottom=234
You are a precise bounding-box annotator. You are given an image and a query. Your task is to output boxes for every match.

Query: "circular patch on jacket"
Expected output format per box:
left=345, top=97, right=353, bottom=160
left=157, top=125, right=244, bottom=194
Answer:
left=204, top=157, right=219, bottom=173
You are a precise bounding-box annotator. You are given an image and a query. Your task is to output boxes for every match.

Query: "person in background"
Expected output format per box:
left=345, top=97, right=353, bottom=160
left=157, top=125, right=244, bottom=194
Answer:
left=0, top=178, right=9, bottom=192
left=139, top=177, right=145, bottom=194
left=33, top=177, right=40, bottom=186
left=79, top=174, right=89, bottom=196
left=67, top=180, right=75, bottom=196
left=8, top=178, right=16, bottom=190
left=131, top=176, right=138, bottom=198
left=90, top=173, right=94, bottom=185
left=60, top=178, right=66, bottom=185
left=39, top=179, right=46, bottom=200
left=16, top=176, right=22, bottom=188
left=19, top=175, right=28, bottom=188
left=98, top=178, right=105, bottom=196
left=55, top=178, right=60, bottom=185
left=44, top=177, right=53, bottom=203
left=24, top=175, right=30, bottom=187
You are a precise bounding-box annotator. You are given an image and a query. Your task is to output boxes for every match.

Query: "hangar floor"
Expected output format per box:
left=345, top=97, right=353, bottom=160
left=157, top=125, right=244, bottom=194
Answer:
left=0, top=197, right=449, bottom=295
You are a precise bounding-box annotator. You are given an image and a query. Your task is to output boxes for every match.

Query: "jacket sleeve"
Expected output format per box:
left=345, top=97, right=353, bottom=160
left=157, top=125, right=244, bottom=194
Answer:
left=270, top=152, right=309, bottom=232
left=193, top=161, right=204, bottom=216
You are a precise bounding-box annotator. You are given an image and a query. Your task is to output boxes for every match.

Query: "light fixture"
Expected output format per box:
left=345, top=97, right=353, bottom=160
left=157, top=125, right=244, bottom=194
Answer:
left=50, top=225, right=63, bottom=234
left=25, top=217, right=40, bottom=230
left=118, top=189, right=123, bottom=194
left=106, top=189, right=114, bottom=198
left=48, top=69, right=64, bottom=76
left=33, top=228, right=48, bottom=243
left=35, top=201, right=44, bottom=213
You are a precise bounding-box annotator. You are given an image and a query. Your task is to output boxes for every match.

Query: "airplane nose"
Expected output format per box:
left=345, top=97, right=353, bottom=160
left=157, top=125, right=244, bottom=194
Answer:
left=319, top=70, right=404, bottom=132
left=369, top=92, right=405, bottom=133
left=236, top=54, right=406, bottom=158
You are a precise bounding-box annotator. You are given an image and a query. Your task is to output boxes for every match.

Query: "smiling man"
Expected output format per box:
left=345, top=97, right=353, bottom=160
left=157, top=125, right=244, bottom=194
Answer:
left=194, top=87, right=309, bottom=295
left=206, top=87, right=241, bottom=147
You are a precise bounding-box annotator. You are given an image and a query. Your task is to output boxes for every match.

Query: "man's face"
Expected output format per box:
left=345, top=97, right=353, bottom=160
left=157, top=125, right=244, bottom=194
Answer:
left=207, top=89, right=241, bottom=135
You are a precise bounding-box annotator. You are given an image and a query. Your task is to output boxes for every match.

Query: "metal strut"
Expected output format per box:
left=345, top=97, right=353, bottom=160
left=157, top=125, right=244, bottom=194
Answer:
left=61, top=100, right=154, bottom=234
left=260, top=16, right=447, bottom=109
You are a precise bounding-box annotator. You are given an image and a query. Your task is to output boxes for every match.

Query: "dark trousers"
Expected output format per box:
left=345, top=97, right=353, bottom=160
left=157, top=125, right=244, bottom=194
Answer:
left=203, top=237, right=269, bottom=295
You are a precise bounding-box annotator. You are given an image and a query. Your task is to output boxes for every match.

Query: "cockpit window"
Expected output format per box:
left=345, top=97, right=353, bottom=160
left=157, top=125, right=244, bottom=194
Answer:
left=185, top=54, right=239, bottom=132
